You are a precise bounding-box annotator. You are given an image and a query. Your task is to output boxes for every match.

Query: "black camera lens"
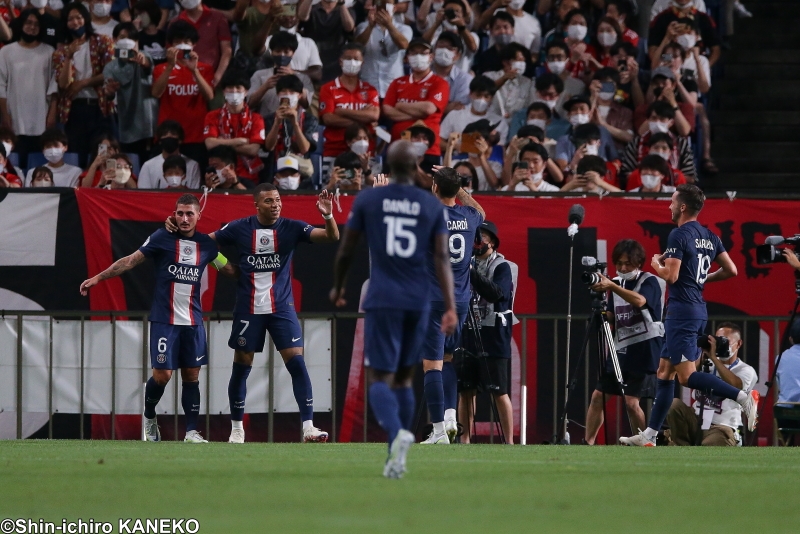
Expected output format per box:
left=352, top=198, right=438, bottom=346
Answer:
left=581, top=272, right=602, bottom=285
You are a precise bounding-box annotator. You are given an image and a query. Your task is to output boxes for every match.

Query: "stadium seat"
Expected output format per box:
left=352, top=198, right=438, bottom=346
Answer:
left=63, top=152, right=80, bottom=167
left=26, top=152, right=46, bottom=170
left=125, top=153, right=141, bottom=177
left=8, top=152, right=19, bottom=168
left=774, top=403, right=800, bottom=446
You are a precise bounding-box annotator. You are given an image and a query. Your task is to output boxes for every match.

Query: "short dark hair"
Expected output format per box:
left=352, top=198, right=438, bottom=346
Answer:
left=443, top=0, right=466, bottom=11
left=62, top=2, right=94, bottom=42
left=563, top=8, right=587, bottom=26
left=341, top=42, right=364, bottom=57
left=639, top=154, right=670, bottom=177
left=166, top=20, right=199, bottom=45
left=520, top=142, right=548, bottom=162
left=517, top=125, right=545, bottom=142
left=545, top=40, right=570, bottom=57
left=40, top=128, right=68, bottom=148
left=219, top=70, right=251, bottom=91
left=208, top=145, right=237, bottom=167
left=610, top=41, right=636, bottom=57
left=469, top=75, right=496, bottom=96
left=675, top=183, right=705, bottom=215
left=276, top=74, right=303, bottom=94
left=647, top=132, right=673, bottom=149
left=344, top=123, right=368, bottom=144
left=175, top=193, right=200, bottom=209
left=572, top=123, right=601, bottom=144
left=32, top=166, right=53, bottom=181
left=334, top=151, right=361, bottom=170
left=490, top=11, right=515, bottom=28
left=647, top=100, right=675, bottom=121
left=462, top=120, right=492, bottom=140
left=270, top=31, right=298, bottom=52
left=576, top=155, right=607, bottom=175
left=0, top=125, right=17, bottom=145
left=163, top=155, right=187, bottom=175
left=435, top=31, right=463, bottom=53
left=433, top=167, right=461, bottom=199
left=716, top=321, right=742, bottom=340
left=253, top=183, right=278, bottom=199
left=132, top=0, right=162, bottom=27
left=607, top=0, right=632, bottom=17
left=157, top=120, right=185, bottom=141
left=611, top=239, right=645, bottom=268
left=499, top=43, right=528, bottom=63
left=527, top=102, right=552, bottom=119
left=534, top=72, right=564, bottom=94
left=593, top=67, right=620, bottom=85
left=113, top=21, right=138, bottom=40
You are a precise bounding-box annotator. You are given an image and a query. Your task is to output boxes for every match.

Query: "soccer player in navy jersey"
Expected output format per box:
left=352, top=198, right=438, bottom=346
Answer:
left=620, top=184, right=760, bottom=446
left=420, top=167, right=485, bottom=445
left=330, top=140, right=457, bottom=478
left=80, top=194, right=228, bottom=443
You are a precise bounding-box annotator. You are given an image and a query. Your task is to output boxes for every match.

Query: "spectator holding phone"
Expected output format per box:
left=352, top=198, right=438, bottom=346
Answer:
left=605, top=0, right=638, bottom=47
left=297, top=0, right=355, bottom=83
left=138, top=120, right=202, bottom=189
left=483, top=43, right=533, bottom=120
left=24, top=128, right=82, bottom=187
left=79, top=134, right=119, bottom=187
left=560, top=155, right=621, bottom=193
left=261, top=10, right=322, bottom=83
left=96, top=153, right=138, bottom=189
left=204, top=145, right=250, bottom=190
left=624, top=132, right=688, bottom=191
left=248, top=31, right=314, bottom=118
left=325, top=151, right=363, bottom=192
left=444, top=119, right=501, bottom=191
left=501, top=142, right=560, bottom=192
left=610, top=42, right=644, bottom=110
left=355, top=0, right=412, bottom=99
left=132, top=0, right=166, bottom=65
left=172, top=0, right=231, bottom=87
left=503, top=125, right=563, bottom=184
left=439, top=76, right=507, bottom=154
left=589, top=67, right=633, bottom=148
left=264, top=74, right=318, bottom=159
left=0, top=143, right=22, bottom=188
left=555, top=97, right=618, bottom=173
left=420, top=0, right=478, bottom=72
left=649, top=2, right=720, bottom=68
left=431, top=31, right=473, bottom=115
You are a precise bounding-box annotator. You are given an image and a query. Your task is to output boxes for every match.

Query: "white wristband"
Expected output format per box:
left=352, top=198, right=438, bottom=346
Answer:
left=322, top=213, right=333, bottom=220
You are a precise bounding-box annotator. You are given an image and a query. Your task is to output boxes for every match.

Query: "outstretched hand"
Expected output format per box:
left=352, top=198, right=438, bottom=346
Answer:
left=317, top=189, right=333, bottom=215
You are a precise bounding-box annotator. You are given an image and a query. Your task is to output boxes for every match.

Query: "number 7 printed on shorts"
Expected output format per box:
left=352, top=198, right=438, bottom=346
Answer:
left=239, top=320, right=250, bottom=335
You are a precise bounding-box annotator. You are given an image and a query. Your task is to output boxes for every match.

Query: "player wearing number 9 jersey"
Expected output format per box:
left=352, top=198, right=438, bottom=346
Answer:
left=620, top=184, right=761, bottom=447
left=420, top=167, right=485, bottom=445
left=331, top=141, right=457, bottom=478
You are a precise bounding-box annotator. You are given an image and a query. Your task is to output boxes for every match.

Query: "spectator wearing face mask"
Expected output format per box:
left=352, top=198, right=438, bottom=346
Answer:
left=173, top=0, right=232, bottom=87
left=587, top=16, right=623, bottom=70
left=94, top=153, right=138, bottom=189
left=161, top=155, right=192, bottom=191
left=132, top=0, right=166, bottom=65
left=560, top=154, right=621, bottom=193
left=443, top=119, right=502, bottom=191
left=417, top=0, right=473, bottom=33
left=541, top=41, right=586, bottom=113
left=248, top=31, right=314, bottom=118
left=319, top=43, right=379, bottom=177
left=139, top=120, right=202, bottom=189
left=325, top=150, right=363, bottom=192
left=431, top=31, right=472, bottom=115
left=89, top=0, right=117, bottom=37
left=354, top=0, right=411, bottom=99
left=627, top=154, right=677, bottom=194
left=624, top=132, right=688, bottom=190
left=297, top=0, right=355, bottom=83
left=272, top=154, right=309, bottom=191
left=262, top=11, right=322, bottom=83
left=0, top=9, right=57, bottom=165
left=403, top=122, right=437, bottom=188
left=483, top=43, right=533, bottom=120
left=420, top=0, right=478, bottom=73
left=651, top=0, right=708, bottom=20
left=28, top=165, right=55, bottom=187
left=342, top=124, right=374, bottom=178
left=11, top=0, right=62, bottom=48
left=538, top=0, right=579, bottom=54
left=264, top=74, right=318, bottom=160
left=0, top=143, right=22, bottom=188
left=204, top=145, right=251, bottom=190
left=440, top=76, right=506, bottom=154
left=103, top=22, right=158, bottom=162
left=589, top=67, right=633, bottom=148
left=477, top=0, right=541, bottom=55
left=79, top=134, right=119, bottom=187
left=503, top=124, right=563, bottom=184
left=24, top=128, right=82, bottom=187
left=605, top=0, right=638, bottom=47
left=561, top=9, right=593, bottom=81
left=620, top=101, right=695, bottom=184
left=472, top=11, right=514, bottom=76
left=555, top=96, right=617, bottom=172
left=204, top=71, right=266, bottom=184
left=0, top=128, right=23, bottom=176
left=610, top=41, right=644, bottom=110
left=501, top=142, right=560, bottom=192
left=648, top=0, right=720, bottom=68
left=633, top=66, right=693, bottom=137
left=383, top=38, right=449, bottom=158
left=507, top=73, right=570, bottom=140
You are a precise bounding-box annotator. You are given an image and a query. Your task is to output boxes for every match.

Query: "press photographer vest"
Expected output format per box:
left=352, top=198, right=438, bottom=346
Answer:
left=611, top=272, right=665, bottom=350
left=476, top=252, right=519, bottom=328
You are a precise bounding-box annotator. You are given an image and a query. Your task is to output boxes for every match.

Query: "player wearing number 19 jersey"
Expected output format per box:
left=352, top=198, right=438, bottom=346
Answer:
left=620, top=184, right=760, bottom=447
left=420, top=168, right=485, bottom=445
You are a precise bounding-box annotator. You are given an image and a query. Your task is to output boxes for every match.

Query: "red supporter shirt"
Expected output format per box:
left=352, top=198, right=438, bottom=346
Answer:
left=384, top=72, right=449, bottom=157
left=153, top=62, right=214, bottom=144
left=175, top=6, right=231, bottom=72
left=625, top=167, right=687, bottom=191
left=319, top=77, right=379, bottom=157
left=203, top=108, right=266, bottom=181
left=622, top=28, right=639, bottom=48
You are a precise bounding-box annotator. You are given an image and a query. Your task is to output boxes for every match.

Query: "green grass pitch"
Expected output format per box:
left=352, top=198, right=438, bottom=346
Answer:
left=2, top=441, right=799, bottom=533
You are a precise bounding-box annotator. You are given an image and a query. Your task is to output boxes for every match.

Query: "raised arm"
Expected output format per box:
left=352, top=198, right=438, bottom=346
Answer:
left=309, top=190, right=340, bottom=243
left=80, top=250, right=147, bottom=295
left=456, top=187, right=485, bottom=219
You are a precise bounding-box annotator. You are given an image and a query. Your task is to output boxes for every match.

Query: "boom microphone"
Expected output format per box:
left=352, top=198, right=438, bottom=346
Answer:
left=567, top=204, right=585, bottom=238
left=765, top=236, right=785, bottom=245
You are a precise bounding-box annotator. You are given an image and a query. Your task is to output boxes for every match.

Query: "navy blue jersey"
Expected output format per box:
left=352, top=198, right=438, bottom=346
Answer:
left=347, top=183, right=449, bottom=311
left=214, top=216, right=314, bottom=314
left=427, top=204, right=484, bottom=305
left=138, top=229, right=218, bottom=326
left=662, top=221, right=725, bottom=319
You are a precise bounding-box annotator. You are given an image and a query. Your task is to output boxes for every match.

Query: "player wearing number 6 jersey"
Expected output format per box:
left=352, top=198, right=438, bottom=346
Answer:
left=80, top=194, right=230, bottom=443
left=621, top=184, right=760, bottom=447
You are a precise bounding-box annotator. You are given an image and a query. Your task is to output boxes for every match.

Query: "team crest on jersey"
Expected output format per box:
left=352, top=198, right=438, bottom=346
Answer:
left=319, top=102, right=326, bottom=110
left=157, top=353, right=166, bottom=363
left=433, top=92, right=442, bottom=101
left=237, top=336, right=247, bottom=347
left=420, top=88, right=428, bottom=99
left=360, top=91, right=368, bottom=100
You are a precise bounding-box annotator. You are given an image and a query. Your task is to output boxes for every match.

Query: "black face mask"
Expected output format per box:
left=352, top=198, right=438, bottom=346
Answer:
left=160, top=137, right=180, bottom=153
left=20, top=32, right=39, bottom=43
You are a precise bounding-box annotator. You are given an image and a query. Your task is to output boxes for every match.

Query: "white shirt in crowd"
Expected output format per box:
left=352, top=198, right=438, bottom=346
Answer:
left=439, top=107, right=509, bottom=146
left=25, top=163, right=82, bottom=188
left=418, top=15, right=480, bottom=74
left=682, top=54, right=712, bottom=89
left=0, top=42, right=57, bottom=137
left=651, top=0, right=707, bottom=19
left=484, top=70, right=534, bottom=119
left=355, top=20, right=413, bottom=98
left=72, top=42, right=96, bottom=100
left=137, top=154, right=202, bottom=190
left=693, top=358, right=757, bottom=430
left=248, top=68, right=314, bottom=118
left=264, top=32, right=322, bottom=72
left=501, top=180, right=560, bottom=192
left=92, top=19, right=118, bottom=38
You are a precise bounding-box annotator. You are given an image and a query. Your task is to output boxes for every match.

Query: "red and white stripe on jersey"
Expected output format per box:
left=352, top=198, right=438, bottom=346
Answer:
left=250, top=229, right=278, bottom=314
left=171, top=239, right=200, bottom=326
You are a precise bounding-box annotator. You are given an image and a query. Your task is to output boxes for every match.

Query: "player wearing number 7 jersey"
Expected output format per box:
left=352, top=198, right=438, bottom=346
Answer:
left=621, top=184, right=760, bottom=447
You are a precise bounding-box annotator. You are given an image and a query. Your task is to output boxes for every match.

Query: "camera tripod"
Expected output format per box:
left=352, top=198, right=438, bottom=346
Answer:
left=555, top=291, right=627, bottom=445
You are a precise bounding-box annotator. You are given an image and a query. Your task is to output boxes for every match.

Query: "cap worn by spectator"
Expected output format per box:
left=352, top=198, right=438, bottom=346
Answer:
left=651, top=66, right=676, bottom=81
left=407, top=38, right=433, bottom=52
left=480, top=221, right=500, bottom=249
left=563, top=95, right=592, bottom=113
left=276, top=155, right=300, bottom=173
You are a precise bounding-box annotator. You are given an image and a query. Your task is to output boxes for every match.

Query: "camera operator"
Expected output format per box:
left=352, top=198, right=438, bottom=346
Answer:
left=458, top=221, right=517, bottom=444
left=666, top=323, right=757, bottom=446
left=775, top=318, right=800, bottom=405
left=782, top=249, right=800, bottom=271
left=583, top=239, right=665, bottom=445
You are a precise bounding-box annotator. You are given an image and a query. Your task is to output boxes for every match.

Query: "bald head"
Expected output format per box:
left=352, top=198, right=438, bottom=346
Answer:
left=387, top=140, right=417, bottom=185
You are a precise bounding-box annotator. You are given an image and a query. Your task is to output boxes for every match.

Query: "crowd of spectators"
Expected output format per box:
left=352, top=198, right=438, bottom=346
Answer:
left=0, top=0, right=748, bottom=193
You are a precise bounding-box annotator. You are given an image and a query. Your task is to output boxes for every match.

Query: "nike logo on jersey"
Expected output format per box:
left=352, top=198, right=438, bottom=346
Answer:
left=196, top=355, right=204, bottom=361
left=334, top=94, right=344, bottom=98
left=292, top=337, right=301, bottom=342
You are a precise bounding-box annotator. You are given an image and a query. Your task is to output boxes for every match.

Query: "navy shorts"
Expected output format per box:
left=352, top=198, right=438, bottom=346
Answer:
left=364, top=308, right=430, bottom=373
left=150, top=322, right=207, bottom=370
left=661, top=318, right=706, bottom=365
left=228, top=310, right=304, bottom=353
left=421, top=303, right=469, bottom=361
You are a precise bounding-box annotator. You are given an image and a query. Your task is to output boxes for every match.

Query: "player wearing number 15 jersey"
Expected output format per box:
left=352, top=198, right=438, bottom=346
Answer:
left=621, top=184, right=760, bottom=447
left=331, top=141, right=457, bottom=478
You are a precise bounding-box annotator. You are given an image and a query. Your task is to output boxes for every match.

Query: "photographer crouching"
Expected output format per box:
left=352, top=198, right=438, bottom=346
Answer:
left=666, top=323, right=757, bottom=446
left=583, top=239, right=666, bottom=445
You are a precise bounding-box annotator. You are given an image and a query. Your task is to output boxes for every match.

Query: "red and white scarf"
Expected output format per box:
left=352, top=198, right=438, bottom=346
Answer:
left=217, top=103, right=263, bottom=174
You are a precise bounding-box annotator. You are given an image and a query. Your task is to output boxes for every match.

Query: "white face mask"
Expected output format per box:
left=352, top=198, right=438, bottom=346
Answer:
left=618, top=269, right=640, bottom=281
left=527, top=118, right=547, bottom=130
left=434, top=48, right=455, bottom=67
left=471, top=98, right=489, bottom=113
left=165, top=174, right=184, bottom=187
left=180, top=0, right=201, bottom=9
left=350, top=139, right=369, bottom=155
left=276, top=175, right=300, bottom=190
left=547, top=60, right=567, bottom=75
left=408, top=53, right=431, bottom=71
left=116, top=38, right=136, bottom=50
left=2, top=142, right=12, bottom=157
left=569, top=113, right=589, bottom=126
left=342, top=59, right=362, bottom=75
left=717, top=345, right=736, bottom=362
left=510, top=60, right=526, bottom=74
left=114, top=168, right=131, bottom=184
left=649, top=120, right=671, bottom=134
left=598, top=31, right=617, bottom=47
left=597, top=104, right=610, bottom=119
left=676, top=33, right=697, bottom=50
left=411, top=141, right=428, bottom=158
left=224, top=91, right=246, bottom=107
left=92, top=2, right=111, bottom=17
left=30, top=0, right=48, bottom=8
left=530, top=171, right=543, bottom=184
left=508, top=0, right=525, bottom=9
left=280, top=93, right=299, bottom=108
left=641, top=173, right=662, bottom=189
left=598, top=91, right=614, bottom=101
left=33, top=178, right=53, bottom=187
left=584, top=143, right=599, bottom=156
left=651, top=149, right=670, bottom=160
left=384, top=3, right=394, bottom=16
left=43, top=147, right=63, bottom=163
left=539, top=97, right=558, bottom=110
left=566, top=24, right=587, bottom=40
